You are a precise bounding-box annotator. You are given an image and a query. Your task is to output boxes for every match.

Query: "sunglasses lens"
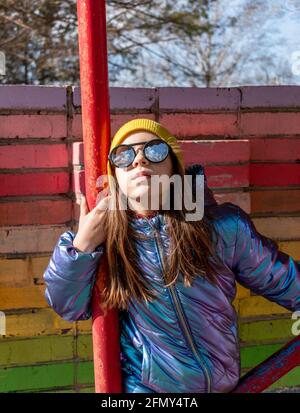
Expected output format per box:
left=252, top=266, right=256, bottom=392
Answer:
left=144, top=140, right=169, bottom=162
left=110, top=146, right=135, bottom=168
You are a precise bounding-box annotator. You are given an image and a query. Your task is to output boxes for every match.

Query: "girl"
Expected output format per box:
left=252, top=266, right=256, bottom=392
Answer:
left=43, top=118, right=300, bottom=393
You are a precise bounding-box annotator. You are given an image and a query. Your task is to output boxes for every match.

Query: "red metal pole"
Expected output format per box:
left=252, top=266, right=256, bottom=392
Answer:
left=76, top=0, right=122, bottom=393
left=232, top=335, right=300, bottom=393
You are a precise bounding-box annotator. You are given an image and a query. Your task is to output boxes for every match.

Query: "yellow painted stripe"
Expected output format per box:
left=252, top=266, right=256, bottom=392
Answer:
left=278, top=241, right=300, bottom=260
left=0, top=286, right=48, bottom=310
left=0, top=256, right=51, bottom=287
left=252, top=217, right=300, bottom=240
left=1, top=309, right=92, bottom=338
left=236, top=282, right=250, bottom=299
left=239, top=296, right=290, bottom=317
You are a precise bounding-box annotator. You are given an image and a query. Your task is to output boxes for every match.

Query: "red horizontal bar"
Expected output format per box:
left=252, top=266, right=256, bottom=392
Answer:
left=232, top=335, right=300, bottom=393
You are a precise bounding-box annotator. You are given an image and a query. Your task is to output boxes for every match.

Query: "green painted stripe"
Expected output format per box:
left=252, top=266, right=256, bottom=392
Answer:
left=0, top=362, right=74, bottom=392
left=77, top=360, right=94, bottom=385
left=1, top=355, right=298, bottom=392
left=0, top=334, right=94, bottom=367
left=0, top=336, right=74, bottom=367
left=2, top=329, right=297, bottom=392
left=239, top=318, right=295, bottom=343
left=240, top=343, right=282, bottom=369
left=0, top=361, right=94, bottom=392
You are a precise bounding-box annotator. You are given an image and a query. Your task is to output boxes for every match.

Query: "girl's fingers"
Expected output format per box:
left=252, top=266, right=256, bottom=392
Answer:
left=95, top=194, right=112, bottom=211
left=80, top=194, right=89, bottom=216
left=96, top=187, right=111, bottom=206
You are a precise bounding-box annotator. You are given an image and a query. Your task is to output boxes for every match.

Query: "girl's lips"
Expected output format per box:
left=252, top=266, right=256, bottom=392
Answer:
left=133, top=172, right=153, bottom=180
left=134, top=175, right=151, bottom=184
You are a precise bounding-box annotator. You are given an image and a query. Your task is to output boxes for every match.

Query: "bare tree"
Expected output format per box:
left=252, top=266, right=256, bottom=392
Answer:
left=126, top=0, right=296, bottom=87
left=0, top=0, right=298, bottom=86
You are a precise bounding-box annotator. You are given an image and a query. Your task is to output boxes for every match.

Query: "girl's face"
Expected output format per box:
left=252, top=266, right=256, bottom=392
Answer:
left=114, top=131, right=173, bottom=215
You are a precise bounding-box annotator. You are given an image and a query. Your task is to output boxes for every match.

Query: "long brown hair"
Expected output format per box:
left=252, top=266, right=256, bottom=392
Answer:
left=100, top=152, right=219, bottom=312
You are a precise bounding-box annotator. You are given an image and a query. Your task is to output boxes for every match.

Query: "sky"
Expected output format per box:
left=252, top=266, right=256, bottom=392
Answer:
left=269, top=2, right=300, bottom=81
left=112, top=0, right=300, bottom=87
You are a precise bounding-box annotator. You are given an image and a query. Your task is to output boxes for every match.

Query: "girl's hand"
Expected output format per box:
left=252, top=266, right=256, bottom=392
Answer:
left=73, top=194, right=111, bottom=253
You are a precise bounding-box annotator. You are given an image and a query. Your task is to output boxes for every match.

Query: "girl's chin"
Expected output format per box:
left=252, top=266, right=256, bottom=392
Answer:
left=130, top=196, right=149, bottom=205
left=129, top=189, right=150, bottom=199
left=128, top=196, right=152, bottom=210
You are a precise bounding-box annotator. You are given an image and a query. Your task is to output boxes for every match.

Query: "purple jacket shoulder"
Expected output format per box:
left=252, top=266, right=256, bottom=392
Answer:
left=228, top=204, right=300, bottom=311
left=43, top=231, right=104, bottom=322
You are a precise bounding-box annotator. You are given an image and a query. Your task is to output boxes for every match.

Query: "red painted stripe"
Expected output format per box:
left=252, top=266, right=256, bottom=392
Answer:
left=250, top=138, right=300, bottom=161
left=71, top=164, right=249, bottom=192
left=250, top=164, right=300, bottom=186
left=241, top=113, right=300, bottom=136
left=205, top=165, right=249, bottom=188
left=0, top=172, right=69, bottom=196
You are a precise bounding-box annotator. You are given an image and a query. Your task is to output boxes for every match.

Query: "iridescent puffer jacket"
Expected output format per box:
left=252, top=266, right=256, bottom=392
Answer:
left=43, top=164, right=300, bottom=393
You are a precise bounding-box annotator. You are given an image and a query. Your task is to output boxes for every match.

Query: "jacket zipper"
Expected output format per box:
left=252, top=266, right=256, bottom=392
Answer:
left=152, top=227, right=212, bottom=393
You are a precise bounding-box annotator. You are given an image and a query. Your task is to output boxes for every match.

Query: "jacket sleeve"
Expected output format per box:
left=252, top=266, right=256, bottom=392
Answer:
left=231, top=206, right=300, bottom=312
left=43, top=230, right=105, bottom=322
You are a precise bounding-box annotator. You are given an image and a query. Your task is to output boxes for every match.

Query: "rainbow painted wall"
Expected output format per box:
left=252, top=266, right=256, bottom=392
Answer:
left=0, top=85, right=299, bottom=392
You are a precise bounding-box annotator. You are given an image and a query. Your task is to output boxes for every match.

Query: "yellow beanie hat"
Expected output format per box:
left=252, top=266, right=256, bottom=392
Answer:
left=107, top=118, right=184, bottom=179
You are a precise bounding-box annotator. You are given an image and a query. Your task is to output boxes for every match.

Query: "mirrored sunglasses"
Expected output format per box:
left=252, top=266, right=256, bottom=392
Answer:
left=108, top=139, right=170, bottom=168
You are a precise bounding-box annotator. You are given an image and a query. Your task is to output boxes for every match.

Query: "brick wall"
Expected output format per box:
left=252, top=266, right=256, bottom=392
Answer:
left=0, top=85, right=299, bottom=392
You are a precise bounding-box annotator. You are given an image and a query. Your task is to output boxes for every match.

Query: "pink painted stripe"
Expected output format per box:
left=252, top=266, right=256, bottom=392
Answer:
left=0, top=199, right=72, bottom=226
left=181, top=140, right=249, bottom=165
left=0, top=144, right=68, bottom=168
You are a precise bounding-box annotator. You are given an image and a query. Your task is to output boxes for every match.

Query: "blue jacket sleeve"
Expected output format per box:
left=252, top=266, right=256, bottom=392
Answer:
left=43, top=231, right=105, bottom=322
left=231, top=206, right=300, bottom=312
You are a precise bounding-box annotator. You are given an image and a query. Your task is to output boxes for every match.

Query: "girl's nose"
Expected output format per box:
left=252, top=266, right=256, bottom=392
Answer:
left=132, top=148, right=149, bottom=167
